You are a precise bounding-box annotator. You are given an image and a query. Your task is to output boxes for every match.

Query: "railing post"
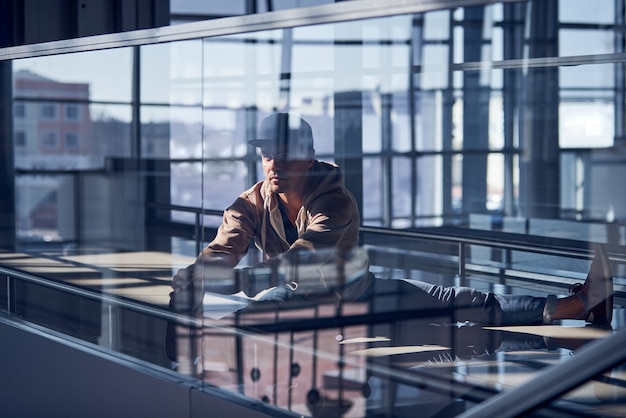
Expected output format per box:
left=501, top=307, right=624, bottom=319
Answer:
left=5, top=275, right=9, bottom=314
left=195, top=213, right=201, bottom=255
left=458, top=242, right=466, bottom=286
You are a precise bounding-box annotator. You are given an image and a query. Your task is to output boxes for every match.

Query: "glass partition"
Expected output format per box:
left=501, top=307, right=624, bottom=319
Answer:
left=2, top=0, right=626, bottom=417
left=12, top=2, right=626, bottom=251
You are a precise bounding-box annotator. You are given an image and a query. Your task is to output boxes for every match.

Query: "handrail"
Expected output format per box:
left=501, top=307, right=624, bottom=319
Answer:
left=458, top=327, right=626, bottom=418
left=142, top=200, right=626, bottom=292
left=5, top=223, right=622, bottom=329
left=146, top=200, right=624, bottom=262
left=0, top=0, right=518, bottom=60
left=360, top=225, right=626, bottom=262
left=0, top=266, right=202, bottom=328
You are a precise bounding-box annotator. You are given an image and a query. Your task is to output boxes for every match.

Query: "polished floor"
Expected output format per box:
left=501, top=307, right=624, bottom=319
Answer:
left=193, top=294, right=625, bottom=417
left=1, top=249, right=624, bottom=417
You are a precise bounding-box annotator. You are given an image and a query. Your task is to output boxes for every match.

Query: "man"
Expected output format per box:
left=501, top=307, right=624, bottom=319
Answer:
left=171, top=113, right=613, bottom=326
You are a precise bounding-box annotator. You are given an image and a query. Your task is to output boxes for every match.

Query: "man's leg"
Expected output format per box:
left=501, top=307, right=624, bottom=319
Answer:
left=399, top=278, right=546, bottom=325
left=384, top=244, right=613, bottom=326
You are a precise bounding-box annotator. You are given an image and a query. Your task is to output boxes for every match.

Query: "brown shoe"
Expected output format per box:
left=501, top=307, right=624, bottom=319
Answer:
left=570, top=244, right=613, bottom=325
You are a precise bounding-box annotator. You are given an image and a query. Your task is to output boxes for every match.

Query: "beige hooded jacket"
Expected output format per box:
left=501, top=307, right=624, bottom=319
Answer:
left=198, top=159, right=360, bottom=268
left=171, top=159, right=369, bottom=303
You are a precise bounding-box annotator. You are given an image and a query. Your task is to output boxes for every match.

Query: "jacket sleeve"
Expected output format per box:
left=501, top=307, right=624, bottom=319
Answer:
left=290, top=189, right=359, bottom=255
left=197, top=195, right=260, bottom=268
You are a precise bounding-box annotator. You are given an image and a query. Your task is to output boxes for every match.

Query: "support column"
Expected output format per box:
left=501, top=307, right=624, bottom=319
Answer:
left=519, top=0, right=560, bottom=219
left=334, top=91, right=364, bottom=218
left=0, top=61, right=15, bottom=250
left=462, top=6, right=490, bottom=216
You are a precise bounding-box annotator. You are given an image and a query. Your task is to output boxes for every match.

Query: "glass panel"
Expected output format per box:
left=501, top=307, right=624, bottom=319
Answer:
left=5, top=1, right=626, bottom=417
left=392, top=156, right=412, bottom=224
left=91, top=104, right=133, bottom=160
left=13, top=48, right=133, bottom=103
left=415, top=155, right=443, bottom=226
left=559, top=63, right=614, bottom=149
left=486, top=153, right=504, bottom=211
left=15, top=174, right=75, bottom=244
left=559, top=102, right=614, bottom=149
left=13, top=101, right=132, bottom=170
left=559, top=0, right=615, bottom=24
left=12, top=48, right=134, bottom=247
left=560, top=29, right=614, bottom=56
left=141, top=40, right=203, bottom=106
left=171, top=161, right=204, bottom=220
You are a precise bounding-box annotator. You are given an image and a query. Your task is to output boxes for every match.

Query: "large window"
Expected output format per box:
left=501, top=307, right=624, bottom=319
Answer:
left=2, top=1, right=626, bottom=417
left=11, top=1, right=626, bottom=250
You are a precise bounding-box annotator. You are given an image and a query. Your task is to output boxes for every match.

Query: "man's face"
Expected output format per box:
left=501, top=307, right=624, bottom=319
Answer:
left=260, top=146, right=313, bottom=194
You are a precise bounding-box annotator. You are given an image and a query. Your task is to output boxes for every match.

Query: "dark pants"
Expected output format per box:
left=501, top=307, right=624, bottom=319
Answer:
left=369, top=275, right=548, bottom=325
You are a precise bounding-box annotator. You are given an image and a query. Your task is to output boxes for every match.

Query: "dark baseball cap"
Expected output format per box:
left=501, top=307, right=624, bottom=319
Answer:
left=249, top=113, right=314, bottom=160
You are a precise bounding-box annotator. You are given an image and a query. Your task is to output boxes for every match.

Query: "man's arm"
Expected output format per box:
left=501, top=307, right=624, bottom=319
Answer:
left=170, top=195, right=260, bottom=309
left=198, top=195, right=261, bottom=267
left=262, top=190, right=363, bottom=294
left=290, top=188, right=360, bottom=255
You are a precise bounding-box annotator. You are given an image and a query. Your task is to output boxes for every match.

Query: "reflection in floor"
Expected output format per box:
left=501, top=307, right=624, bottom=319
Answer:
left=193, top=300, right=625, bottom=418
left=2, top=250, right=625, bottom=417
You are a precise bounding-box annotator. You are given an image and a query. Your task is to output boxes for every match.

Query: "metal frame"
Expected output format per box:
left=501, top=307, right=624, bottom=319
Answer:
left=0, top=0, right=518, bottom=60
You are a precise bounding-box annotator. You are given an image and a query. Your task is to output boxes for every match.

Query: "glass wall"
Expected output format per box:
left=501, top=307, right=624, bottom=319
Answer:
left=12, top=1, right=626, bottom=253
left=2, top=0, right=626, bottom=417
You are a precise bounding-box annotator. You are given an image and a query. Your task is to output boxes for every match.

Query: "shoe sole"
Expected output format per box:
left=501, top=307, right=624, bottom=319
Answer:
left=589, top=244, right=613, bottom=326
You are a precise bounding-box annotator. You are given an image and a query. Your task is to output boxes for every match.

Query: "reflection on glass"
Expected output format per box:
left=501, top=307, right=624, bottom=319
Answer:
left=91, top=104, right=133, bottom=160
left=13, top=48, right=133, bottom=102
left=12, top=49, right=134, bottom=245
left=141, top=40, right=203, bottom=105
left=13, top=67, right=93, bottom=169
left=16, top=175, right=75, bottom=243
left=363, top=157, right=382, bottom=225
left=559, top=102, right=614, bottom=149
left=559, top=0, right=614, bottom=24
left=6, top=2, right=626, bottom=416
left=486, top=153, right=504, bottom=211
left=392, top=156, right=413, bottom=224
left=13, top=99, right=132, bottom=170
left=203, top=32, right=283, bottom=110
left=560, top=64, right=614, bottom=90
left=560, top=29, right=615, bottom=56
left=201, top=160, right=249, bottom=213
left=415, top=155, right=444, bottom=226
left=8, top=1, right=622, bottom=244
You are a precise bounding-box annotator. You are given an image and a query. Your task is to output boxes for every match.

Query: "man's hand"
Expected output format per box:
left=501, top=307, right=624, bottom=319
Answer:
left=255, top=282, right=297, bottom=303
left=170, top=264, right=203, bottom=313
left=170, top=261, right=238, bottom=312
left=172, top=265, right=193, bottom=291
